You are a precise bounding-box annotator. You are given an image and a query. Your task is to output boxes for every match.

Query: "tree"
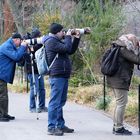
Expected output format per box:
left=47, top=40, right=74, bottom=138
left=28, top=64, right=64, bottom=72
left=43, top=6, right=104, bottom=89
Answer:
left=6, top=0, right=25, bottom=34
left=0, top=0, right=4, bottom=38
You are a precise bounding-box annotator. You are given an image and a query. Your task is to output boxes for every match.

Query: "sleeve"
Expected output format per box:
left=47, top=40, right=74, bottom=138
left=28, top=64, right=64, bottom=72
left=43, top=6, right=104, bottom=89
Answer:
left=120, top=47, right=140, bottom=65
left=2, top=45, right=27, bottom=61
left=68, top=37, right=80, bottom=55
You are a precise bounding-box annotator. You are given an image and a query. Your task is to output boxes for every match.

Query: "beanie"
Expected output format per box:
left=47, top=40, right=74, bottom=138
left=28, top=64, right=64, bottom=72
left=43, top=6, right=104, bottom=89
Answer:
left=31, top=28, right=41, bottom=38
left=12, top=33, right=23, bottom=40
left=49, top=23, right=63, bottom=34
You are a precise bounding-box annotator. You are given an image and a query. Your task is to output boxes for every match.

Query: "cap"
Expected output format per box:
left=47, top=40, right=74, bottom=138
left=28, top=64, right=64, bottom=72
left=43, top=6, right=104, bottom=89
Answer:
left=12, top=33, right=23, bottom=40
left=31, top=28, right=41, bottom=38
left=49, top=23, right=63, bottom=34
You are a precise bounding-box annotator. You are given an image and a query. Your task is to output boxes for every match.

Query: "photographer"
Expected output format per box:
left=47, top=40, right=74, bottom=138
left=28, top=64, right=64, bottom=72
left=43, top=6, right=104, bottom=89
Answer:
left=44, top=23, right=81, bottom=136
left=106, top=34, right=140, bottom=135
left=0, top=33, right=27, bottom=122
left=22, top=29, right=47, bottom=113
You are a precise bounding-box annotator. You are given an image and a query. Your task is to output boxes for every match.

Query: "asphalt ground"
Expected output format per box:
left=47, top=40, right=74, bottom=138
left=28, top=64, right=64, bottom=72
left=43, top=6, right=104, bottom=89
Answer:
left=0, top=92, right=139, bottom=140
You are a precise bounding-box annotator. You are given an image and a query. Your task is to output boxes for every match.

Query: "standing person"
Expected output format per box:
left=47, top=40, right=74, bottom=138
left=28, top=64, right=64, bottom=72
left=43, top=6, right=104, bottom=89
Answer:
left=0, top=33, right=27, bottom=122
left=106, top=34, right=140, bottom=135
left=44, top=23, right=81, bottom=136
left=23, top=28, right=48, bottom=113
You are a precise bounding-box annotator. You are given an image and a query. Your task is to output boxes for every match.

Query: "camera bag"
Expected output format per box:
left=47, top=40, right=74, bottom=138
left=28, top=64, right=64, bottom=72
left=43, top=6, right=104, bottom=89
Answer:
left=101, top=43, right=120, bottom=76
left=35, top=38, right=58, bottom=75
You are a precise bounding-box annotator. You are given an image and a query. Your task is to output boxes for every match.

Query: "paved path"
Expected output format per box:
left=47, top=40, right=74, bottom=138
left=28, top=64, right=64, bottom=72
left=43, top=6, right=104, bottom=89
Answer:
left=0, top=92, right=139, bottom=140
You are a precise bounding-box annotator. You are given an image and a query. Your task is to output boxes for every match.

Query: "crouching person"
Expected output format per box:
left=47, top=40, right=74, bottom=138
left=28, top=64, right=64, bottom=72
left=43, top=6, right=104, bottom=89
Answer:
left=106, top=34, right=140, bottom=135
left=0, top=33, right=27, bottom=122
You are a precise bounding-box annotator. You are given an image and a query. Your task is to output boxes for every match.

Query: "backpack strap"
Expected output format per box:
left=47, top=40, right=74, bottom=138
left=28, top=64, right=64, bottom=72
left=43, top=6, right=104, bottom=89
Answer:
left=43, top=36, right=58, bottom=69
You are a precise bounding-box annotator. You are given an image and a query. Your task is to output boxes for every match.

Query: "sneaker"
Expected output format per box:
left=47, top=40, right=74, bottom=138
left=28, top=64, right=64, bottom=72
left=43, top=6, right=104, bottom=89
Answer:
left=48, top=128, right=63, bottom=136
left=114, top=127, right=132, bottom=135
left=0, top=116, right=10, bottom=122
left=61, top=126, right=74, bottom=133
left=30, top=108, right=36, bottom=113
left=37, top=107, right=48, bottom=113
left=4, top=114, right=15, bottom=120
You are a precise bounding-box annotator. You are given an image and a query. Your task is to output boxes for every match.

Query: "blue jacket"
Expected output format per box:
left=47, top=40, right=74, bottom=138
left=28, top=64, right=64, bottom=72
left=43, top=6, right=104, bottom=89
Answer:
left=44, top=34, right=80, bottom=78
left=0, top=38, right=27, bottom=83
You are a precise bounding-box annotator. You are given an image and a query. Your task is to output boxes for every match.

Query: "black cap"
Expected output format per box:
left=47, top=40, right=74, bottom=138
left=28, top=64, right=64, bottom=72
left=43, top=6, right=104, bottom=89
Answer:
left=49, top=23, right=63, bottom=34
left=31, top=28, right=41, bottom=38
left=12, top=33, right=23, bottom=40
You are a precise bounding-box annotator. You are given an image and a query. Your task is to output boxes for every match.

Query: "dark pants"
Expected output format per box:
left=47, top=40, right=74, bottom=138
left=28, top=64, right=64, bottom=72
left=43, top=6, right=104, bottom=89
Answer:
left=0, top=80, right=8, bottom=117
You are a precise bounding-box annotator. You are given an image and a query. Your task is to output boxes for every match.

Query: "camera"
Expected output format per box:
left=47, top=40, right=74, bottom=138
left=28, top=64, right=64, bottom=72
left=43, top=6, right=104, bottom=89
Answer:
left=25, top=36, right=44, bottom=45
left=65, top=27, right=91, bottom=35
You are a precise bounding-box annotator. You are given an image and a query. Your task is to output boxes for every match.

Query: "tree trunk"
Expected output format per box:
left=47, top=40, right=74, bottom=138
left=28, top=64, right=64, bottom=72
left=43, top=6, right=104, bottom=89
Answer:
left=6, top=0, right=25, bottom=34
left=0, top=0, right=4, bottom=37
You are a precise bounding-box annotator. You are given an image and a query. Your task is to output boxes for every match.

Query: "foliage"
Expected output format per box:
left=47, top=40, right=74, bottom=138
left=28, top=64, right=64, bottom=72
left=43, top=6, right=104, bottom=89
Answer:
left=63, top=0, right=124, bottom=86
left=32, top=0, right=63, bottom=35
left=96, top=96, right=111, bottom=110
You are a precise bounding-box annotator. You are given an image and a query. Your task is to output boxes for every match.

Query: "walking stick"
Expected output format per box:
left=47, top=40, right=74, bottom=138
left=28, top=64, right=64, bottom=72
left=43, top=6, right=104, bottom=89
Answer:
left=103, top=75, right=106, bottom=111
left=30, top=53, right=39, bottom=120
left=137, top=64, right=140, bottom=134
left=138, top=84, right=140, bottom=134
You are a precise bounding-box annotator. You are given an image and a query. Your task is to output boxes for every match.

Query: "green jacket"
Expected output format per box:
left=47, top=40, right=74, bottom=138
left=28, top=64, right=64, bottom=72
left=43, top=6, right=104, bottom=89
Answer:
left=107, top=41, right=140, bottom=90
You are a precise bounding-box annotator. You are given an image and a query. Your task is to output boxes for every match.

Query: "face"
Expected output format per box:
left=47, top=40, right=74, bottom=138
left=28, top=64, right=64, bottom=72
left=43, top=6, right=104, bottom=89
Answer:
left=56, top=30, right=65, bottom=40
left=13, top=38, right=22, bottom=47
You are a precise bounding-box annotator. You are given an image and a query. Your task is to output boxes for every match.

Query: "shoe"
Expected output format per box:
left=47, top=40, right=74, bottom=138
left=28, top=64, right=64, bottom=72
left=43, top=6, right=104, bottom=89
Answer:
left=48, top=128, right=63, bottom=136
left=114, top=127, right=132, bottom=135
left=30, top=108, right=36, bottom=113
left=112, top=127, right=115, bottom=134
left=61, top=126, right=74, bottom=133
left=37, top=107, right=48, bottom=113
left=4, top=114, right=15, bottom=120
left=0, top=116, right=10, bottom=122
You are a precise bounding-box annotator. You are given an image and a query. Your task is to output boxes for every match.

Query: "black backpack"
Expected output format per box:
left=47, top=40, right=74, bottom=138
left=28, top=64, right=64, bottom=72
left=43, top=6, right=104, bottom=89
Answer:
left=101, top=43, right=120, bottom=76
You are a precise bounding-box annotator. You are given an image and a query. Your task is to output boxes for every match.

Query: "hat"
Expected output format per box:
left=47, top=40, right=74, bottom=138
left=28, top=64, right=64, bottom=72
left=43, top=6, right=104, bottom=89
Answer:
left=31, top=28, right=41, bottom=38
left=12, top=33, right=23, bottom=40
left=49, top=23, right=63, bottom=34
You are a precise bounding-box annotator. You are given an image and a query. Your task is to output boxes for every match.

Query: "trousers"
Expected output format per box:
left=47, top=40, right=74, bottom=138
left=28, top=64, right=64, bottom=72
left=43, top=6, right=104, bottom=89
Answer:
left=112, top=88, right=128, bottom=130
left=0, top=80, right=8, bottom=117
left=48, top=77, right=68, bottom=129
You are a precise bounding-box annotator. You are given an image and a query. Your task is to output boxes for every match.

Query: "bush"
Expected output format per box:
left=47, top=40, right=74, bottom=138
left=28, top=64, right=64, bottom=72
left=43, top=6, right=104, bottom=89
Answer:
left=96, top=96, right=111, bottom=110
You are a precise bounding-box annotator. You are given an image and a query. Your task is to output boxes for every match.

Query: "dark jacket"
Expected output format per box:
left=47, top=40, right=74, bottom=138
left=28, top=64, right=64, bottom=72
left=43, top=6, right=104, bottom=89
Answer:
left=107, top=42, right=140, bottom=90
left=23, top=44, right=42, bottom=74
left=44, top=34, right=80, bottom=78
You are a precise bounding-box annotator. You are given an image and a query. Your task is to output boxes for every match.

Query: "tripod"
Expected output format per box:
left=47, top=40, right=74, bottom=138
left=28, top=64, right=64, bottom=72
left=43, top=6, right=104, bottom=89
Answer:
left=30, top=52, right=39, bottom=120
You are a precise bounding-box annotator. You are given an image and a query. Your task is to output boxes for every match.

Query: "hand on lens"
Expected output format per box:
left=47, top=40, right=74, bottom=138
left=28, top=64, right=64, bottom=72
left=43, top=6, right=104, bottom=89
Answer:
left=73, top=30, right=81, bottom=38
left=66, top=29, right=72, bottom=36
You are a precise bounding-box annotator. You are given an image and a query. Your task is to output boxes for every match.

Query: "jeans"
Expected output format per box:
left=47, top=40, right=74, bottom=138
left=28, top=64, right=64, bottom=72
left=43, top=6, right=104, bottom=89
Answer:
left=48, top=77, right=68, bottom=129
left=112, top=88, right=128, bottom=130
left=28, top=74, right=46, bottom=110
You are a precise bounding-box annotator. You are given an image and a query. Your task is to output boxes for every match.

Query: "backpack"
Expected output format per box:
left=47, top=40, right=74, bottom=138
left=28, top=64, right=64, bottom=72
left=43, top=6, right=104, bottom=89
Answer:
left=101, top=43, right=120, bottom=76
left=35, top=39, right=58, bottom=75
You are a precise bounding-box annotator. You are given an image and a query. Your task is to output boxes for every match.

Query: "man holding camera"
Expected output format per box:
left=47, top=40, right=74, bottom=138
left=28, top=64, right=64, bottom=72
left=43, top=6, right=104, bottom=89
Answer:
left=0, top=33, right=27, bottom=122
left=44, top=23, right=81, bottom=136
left=23, top=28, right=47, bottom=113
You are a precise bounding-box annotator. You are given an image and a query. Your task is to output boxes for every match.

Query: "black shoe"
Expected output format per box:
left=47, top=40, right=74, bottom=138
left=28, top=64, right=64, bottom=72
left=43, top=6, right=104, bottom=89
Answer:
left=112, top=127, right=115, bottom=134
left=61, top=126, right=74, bottom=133
left=4, top=114, right=15, bottom=120
left=48, top=128, right=63, bottom=136
left=114, top=127, right=132, bottom=135
left=0, top=116, right=10, bottom=122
